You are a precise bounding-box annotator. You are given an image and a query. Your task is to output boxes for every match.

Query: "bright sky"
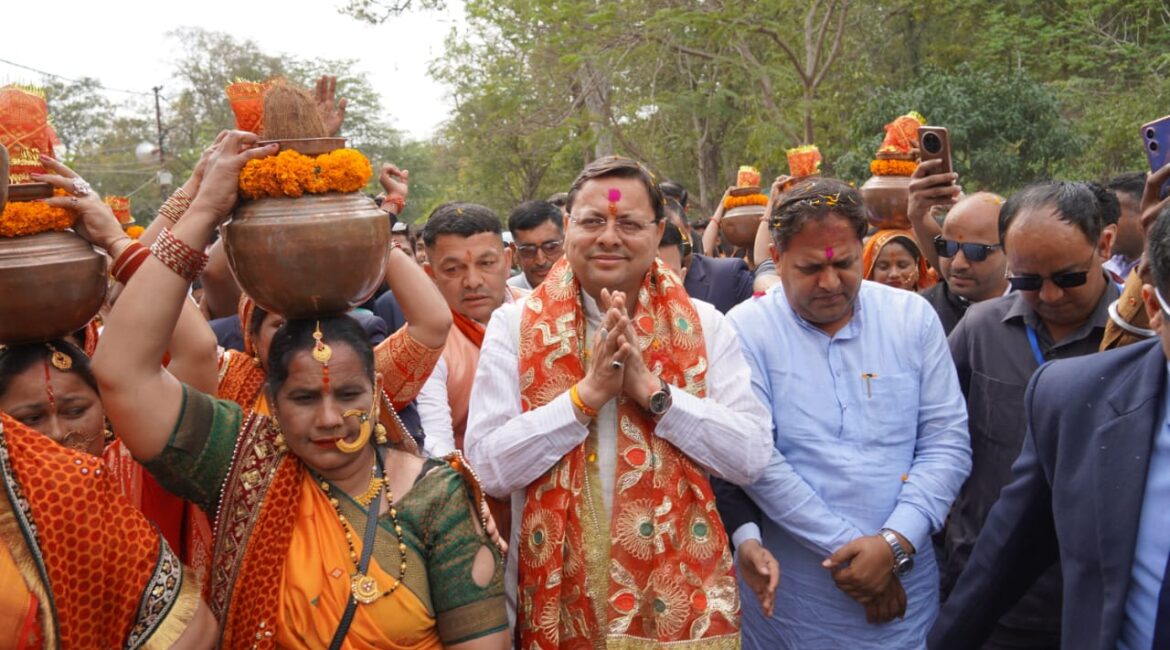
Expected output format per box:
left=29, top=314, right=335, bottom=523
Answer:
left=2, top=0, right=462, bottom=140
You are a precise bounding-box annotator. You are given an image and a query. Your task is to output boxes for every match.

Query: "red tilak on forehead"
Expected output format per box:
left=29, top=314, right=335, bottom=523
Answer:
left=608, top=188, right=621, bottom=217
left=825, top=246, right=835, bottom=260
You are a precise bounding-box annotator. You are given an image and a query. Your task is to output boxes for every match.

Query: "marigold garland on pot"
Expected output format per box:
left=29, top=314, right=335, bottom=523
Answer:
left=722, top=193, right=769, bottom=210
left=238, top=148, right=373, bottom=199
left=0, top=189, right=76, bottom=237
left=869, top=158, right=918, bottom=177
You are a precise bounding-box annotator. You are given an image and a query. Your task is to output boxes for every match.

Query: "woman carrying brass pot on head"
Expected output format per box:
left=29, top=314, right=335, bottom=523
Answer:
left=0, top=144, right=216, bottom=650
left=94, top=131, right=510, bottom=649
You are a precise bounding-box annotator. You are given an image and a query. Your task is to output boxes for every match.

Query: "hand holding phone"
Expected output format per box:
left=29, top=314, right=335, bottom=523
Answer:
left=917, top=126, right=953, bottom=176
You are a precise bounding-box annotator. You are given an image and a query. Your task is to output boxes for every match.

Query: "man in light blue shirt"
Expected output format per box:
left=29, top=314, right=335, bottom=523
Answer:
left=715, top=177, right=972, bottom=648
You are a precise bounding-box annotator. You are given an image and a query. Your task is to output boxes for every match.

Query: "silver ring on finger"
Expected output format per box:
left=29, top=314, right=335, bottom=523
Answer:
left=71, top=179, right=92, bottom=196
left=610, top=360, right=623, bottom=370
left=598, top=327, right=608, bottom=340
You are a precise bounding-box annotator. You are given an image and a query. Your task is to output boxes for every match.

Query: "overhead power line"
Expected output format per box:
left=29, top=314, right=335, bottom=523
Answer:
left=0, top=57, right=153, bottom=97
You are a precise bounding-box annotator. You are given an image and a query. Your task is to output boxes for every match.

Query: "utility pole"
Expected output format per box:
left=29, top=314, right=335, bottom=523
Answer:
left=152, top=86, right=171, bottom=193
left=153, top=86, right=165, bottom=164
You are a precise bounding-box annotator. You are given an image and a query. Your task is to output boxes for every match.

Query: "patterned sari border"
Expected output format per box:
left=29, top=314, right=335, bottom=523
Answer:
left=209, top=411, right=284, bottom=619
left=126, top=537, right=183, bottom=648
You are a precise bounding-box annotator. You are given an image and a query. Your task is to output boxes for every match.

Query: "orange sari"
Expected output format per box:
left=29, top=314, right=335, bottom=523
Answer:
left=516, top=259, right=739, bottom=648
left=275, top=471, right=441, bottom=649
left=0, top=413, right=199, bottom=648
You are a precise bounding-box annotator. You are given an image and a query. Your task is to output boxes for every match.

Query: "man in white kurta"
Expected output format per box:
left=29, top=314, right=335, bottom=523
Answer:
left=465, top=157, right=772, bottom=645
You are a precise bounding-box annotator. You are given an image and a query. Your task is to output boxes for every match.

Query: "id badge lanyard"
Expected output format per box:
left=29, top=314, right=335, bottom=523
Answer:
left=1024, top=325, right=1046, bottom=367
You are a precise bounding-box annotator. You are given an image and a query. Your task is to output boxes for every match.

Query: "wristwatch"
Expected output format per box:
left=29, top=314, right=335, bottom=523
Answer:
left=879, top=528, right=914, bottom=577
left=648, top=378, right=673, bottom=417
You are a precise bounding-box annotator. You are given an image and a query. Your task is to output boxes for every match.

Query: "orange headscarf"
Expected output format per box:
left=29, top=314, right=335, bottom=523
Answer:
left=863, top=229, right=937, bottom=290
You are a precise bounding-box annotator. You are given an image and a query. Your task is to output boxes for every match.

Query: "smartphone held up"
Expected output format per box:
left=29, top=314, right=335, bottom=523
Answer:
left=1140, top=115, right=1170, bottom=200
left=917, top=126, right=953, bottom=176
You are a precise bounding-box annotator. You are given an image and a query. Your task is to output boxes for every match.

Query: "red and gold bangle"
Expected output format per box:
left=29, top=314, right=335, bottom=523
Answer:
left=157, top=187, right=192, bottom=224
left=570, top=383, right=598, bottom=419
left=111, top=241, right=151, bottom=284
left=150, top=228, right=208, bottom=283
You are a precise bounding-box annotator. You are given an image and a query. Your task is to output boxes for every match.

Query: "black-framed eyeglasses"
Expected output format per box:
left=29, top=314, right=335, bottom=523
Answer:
left=515, top=240, right=564, bottom=260
left=933, top=235, right=1002, bottom=263
left=1006, top=251, right=1096, bottom=292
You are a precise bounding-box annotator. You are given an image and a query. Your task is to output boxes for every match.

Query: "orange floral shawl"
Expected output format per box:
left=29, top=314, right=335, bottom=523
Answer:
left=516, top=258, right=739, bottom=649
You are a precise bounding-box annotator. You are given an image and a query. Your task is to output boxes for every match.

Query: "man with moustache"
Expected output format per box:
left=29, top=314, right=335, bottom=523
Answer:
left=714, top=177, right=970, bottom=647
left=417, top=202, right=526, bottom=459
left=907, top=160, right=1009, bottom=334
left=465, top=157, right=772, bottom=646
left=507, top=200, right=564, bottom=290
left=942, top=181, right=1120, bottom=648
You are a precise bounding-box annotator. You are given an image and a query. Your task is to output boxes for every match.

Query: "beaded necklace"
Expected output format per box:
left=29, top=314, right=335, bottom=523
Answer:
left=318, top=457, right=409, bottom=604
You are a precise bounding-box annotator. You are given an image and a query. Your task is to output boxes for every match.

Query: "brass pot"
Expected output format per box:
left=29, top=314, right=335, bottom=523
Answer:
left=223, top=192, right=389, bottom=319
left=0, top=232, right=108, bottom=344
left=860, top=174, right=912, bottom=230
left=720, top=205, right=766, bottom=249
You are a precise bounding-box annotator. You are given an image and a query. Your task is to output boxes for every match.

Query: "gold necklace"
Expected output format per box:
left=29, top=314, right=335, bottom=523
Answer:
left=319, top=465, right=409, bottom=605
left=352, top=475, right=386, bottom=507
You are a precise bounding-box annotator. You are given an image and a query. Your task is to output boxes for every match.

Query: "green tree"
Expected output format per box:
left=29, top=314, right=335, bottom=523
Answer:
left=837, top=66, right=1084, bottom=193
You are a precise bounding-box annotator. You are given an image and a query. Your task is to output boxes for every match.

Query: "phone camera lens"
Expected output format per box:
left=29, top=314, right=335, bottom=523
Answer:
left=1152, top=141, right=1160, bottom=153
left=923, top=133, right=941, bottom=153
left=1147, top=128, right=1157, bottom=140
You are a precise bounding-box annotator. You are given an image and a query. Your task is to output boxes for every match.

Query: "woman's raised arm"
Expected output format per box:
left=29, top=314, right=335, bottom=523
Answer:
left=93, top=131, right=276, bottom=461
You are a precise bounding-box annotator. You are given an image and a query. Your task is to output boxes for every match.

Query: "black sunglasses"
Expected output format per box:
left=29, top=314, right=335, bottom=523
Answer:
left=1007, top=270, right=1091, bottom=292
left=933, top=236, right=1002, bottom=262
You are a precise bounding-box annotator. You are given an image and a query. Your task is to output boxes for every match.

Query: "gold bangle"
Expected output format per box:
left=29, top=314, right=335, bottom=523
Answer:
left=570, top=384, right=598, bottom=419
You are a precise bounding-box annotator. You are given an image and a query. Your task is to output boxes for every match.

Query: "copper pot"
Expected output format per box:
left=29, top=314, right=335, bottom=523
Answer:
left=0, top=232, right=108, bottom=344
left=720, top=205, right=766, bottom=249
left=860, top=174, right=912, bottom=230
left=223, top=192, right=389, bottom=319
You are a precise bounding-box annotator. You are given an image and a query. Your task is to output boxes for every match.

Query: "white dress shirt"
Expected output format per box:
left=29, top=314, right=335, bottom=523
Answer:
left=465, top=290, right=773, bottom=622
left=418, top=289, right=525, bottom=458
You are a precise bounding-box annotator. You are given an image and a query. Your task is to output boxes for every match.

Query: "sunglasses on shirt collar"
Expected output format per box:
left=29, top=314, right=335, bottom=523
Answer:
left=932, top=235, right=1002, bottom=262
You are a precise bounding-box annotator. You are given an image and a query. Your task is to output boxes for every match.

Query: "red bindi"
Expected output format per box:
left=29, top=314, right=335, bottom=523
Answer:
left=825, top=247, right=835, bottom=260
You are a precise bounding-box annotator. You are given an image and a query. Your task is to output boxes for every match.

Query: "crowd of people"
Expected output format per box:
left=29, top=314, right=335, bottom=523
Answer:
left=1, top=86, right=1170, bottom=649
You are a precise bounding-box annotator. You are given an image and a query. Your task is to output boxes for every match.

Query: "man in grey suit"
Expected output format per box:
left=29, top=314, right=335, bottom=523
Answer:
left=930, top=204, right=1170, bottom=649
